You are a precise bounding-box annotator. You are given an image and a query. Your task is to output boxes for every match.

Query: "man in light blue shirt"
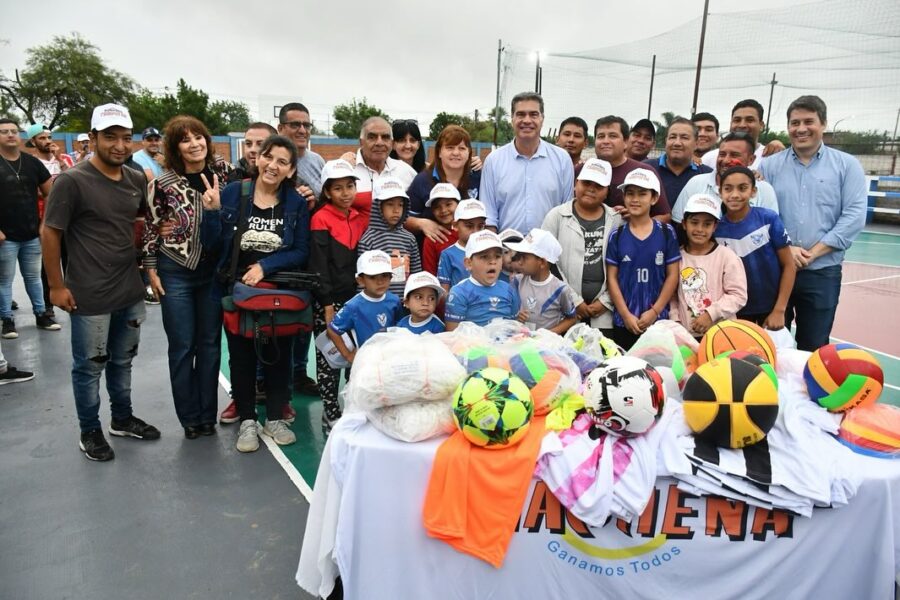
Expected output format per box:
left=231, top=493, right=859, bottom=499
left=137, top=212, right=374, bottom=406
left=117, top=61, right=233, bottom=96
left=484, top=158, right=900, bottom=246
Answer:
left=131, top=127, right=163, bottom=180
left=759, top=95, right=867, bottom=351
left=480, top=92, right=574, bottom=233
left=672, top=132, right=778, bottom=223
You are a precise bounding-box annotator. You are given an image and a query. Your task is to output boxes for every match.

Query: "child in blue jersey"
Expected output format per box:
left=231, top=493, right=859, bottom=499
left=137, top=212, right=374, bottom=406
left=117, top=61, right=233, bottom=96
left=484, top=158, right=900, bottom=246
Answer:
left=327, top=250, right=402, bottom=364
left=606, top=168, right=681, bottom=350
left=438, top=199, right=487, bottom=293
left=506, top=228, right=578, bottom=335
left=397, top=271, right=445, bottom=334
left=714, top=166, right=796, bottom=330
left=445, top=230, right=520, bottom=331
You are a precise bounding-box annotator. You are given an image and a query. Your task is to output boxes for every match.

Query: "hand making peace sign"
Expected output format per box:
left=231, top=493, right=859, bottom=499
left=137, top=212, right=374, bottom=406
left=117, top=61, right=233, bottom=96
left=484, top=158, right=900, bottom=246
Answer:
left=200, top=173, right=221, bottom=210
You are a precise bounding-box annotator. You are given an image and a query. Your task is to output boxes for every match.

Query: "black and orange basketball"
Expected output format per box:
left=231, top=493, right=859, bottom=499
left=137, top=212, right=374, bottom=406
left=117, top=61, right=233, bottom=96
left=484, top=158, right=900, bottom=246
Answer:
left=697, top=319, right=777, bottom=366
left=682, top=357, right=779, bottom=448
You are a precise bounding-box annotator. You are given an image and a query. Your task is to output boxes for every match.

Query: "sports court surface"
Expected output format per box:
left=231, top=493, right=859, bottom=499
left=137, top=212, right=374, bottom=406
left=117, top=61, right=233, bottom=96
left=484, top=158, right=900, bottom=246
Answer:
left=1, top=226, right=897, bottom=599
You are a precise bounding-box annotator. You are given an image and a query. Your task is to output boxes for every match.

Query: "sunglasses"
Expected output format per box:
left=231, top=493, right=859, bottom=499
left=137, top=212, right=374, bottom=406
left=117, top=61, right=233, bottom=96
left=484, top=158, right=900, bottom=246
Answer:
left=393, top=119, right=418, bottom=126
left=720, top=131, right=753, bottom=142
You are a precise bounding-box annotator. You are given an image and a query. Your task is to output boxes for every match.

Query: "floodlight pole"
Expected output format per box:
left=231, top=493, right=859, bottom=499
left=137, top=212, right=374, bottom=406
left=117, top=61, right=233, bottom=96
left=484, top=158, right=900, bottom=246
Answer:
left=535, top=54, right=542, bottom=95
left=494, top=39, right=503, bottom=147
left=690, top=0, right=710, bottom=115
left=648, top=54, right=656, bottom=119
left=765, top=72, right=778, bottom=134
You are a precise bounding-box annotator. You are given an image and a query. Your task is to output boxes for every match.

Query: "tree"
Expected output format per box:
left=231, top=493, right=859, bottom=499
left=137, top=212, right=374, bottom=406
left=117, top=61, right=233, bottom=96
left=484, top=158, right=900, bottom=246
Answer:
left=488, top=106, right=514, bottom=145
left=428, top=112, right=466, bottom=139
left=332, top=98, right=390, bottom=139
left=652, top=111, right=676, bottom=147
left=0, top=33, right=134, bottom=130
left=128, top=79, right=250, bottom=135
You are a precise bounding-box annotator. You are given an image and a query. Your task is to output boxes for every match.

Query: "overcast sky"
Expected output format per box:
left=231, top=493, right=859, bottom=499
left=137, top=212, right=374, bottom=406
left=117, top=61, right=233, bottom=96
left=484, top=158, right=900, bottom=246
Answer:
left=1, top=0, right=854, bottom=135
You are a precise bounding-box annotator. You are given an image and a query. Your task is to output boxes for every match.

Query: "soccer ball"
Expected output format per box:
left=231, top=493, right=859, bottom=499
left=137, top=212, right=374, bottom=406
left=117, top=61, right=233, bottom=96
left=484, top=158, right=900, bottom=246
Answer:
left=583, top=356, right=666, bottom=437
left=452, top=367, right=534, bottom=449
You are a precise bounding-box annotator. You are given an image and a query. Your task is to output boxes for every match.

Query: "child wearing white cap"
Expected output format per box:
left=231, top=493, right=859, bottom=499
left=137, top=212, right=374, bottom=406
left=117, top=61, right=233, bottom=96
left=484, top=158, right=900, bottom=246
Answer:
left=326, top=250, right=402, bottom=363
left=396, top=272, right=445, bottom=334
left=444, top=230, right=520, bottom=331
left=542, top=157, right=622, bottom=333
left=437, top=198, right=487, bottom=293
left=506, top=229, right=578, bottom=334
left=605, top=168, right=681, bottom=350
left=669, top=194, right=748, bottom=338
left=421, top=183, right=462, bottom=275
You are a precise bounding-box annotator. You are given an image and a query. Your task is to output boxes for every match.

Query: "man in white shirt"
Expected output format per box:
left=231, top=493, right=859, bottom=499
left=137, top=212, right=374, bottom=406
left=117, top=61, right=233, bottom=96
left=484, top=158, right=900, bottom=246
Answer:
left=351, top=117, right=416, bottom=223
left=701, top=100, right=785, bottom=170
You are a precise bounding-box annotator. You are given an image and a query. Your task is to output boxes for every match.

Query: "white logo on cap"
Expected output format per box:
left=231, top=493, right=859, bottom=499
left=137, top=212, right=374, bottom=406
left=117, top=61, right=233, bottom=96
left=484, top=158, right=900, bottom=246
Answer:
left=587, top=163, right=608, bottom=175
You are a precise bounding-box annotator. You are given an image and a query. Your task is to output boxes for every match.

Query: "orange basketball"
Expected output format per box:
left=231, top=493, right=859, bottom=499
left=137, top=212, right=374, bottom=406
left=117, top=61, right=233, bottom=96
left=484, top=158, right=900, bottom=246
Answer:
left=697, top=320, right=777, bottom=367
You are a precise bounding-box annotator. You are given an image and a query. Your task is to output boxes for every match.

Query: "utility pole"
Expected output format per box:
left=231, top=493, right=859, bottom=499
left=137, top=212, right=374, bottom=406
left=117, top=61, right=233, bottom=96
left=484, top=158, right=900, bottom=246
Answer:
left=690, top=0, right=710, bottom=115
left=535, top=53, right=542, bottom=95
left=892, top=106, right=899, bottom=175
left=765, top=72, right=777, bottom=134
left=647, top=54, right=657, bottom=119
left=493, top=39, right=503, bottom=147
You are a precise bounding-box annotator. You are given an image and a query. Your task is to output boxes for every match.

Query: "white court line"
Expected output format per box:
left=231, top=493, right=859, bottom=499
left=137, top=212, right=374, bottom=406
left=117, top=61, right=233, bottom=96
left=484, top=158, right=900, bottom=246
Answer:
left=829, top=337, right=900, bottom=362
left=850, top=240, right=900, bottom=245
left=218, top=372, right=313, bottom=502
left=845, top=260, right=900, bottom=270
left=841, top=274, right=900, bottom=286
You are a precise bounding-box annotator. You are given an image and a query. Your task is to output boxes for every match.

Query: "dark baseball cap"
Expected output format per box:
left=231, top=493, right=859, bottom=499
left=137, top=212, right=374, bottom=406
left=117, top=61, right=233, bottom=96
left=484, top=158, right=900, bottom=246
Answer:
left=142, top=127, right=162, bottom=138
left=632, top=118, right=656, bottom=137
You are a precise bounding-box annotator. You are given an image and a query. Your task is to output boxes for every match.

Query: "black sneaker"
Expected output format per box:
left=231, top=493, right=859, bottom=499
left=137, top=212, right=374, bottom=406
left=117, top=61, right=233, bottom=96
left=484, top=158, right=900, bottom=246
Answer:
left=294, top=374, right=320, bottom=397
left=35, top=311, right=61, bottom=331
left=79, top=429, right=115, bottom=461
left=1, top=318, right=16, bottom=339
left=144, top=286, right=160, bottom=305
left=10, top=300, right=18, bottom=311
left=109, top=415, right=161, bottom=440
left=0, top=366, right=35, bottom=385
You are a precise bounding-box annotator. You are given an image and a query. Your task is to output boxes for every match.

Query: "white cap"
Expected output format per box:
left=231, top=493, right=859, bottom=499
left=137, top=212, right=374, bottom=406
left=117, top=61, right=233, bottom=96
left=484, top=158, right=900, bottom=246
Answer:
left=465, top=230, right=504, bottom=258
left=498, top=228, right=524, bottom=244
left=454, top=198, right=487, bottom=222
left=356, top=250, right=393, bottom=276
left=683, top=193, right=722, bottom=220
left=426, top=183, right=461, bottom=207
left=403, top=271, right=444, bottom=299
left=505, top=228, right=563, bottom=263
left=76, top=133, right=90, bottom=142
left=373, top=176, right=409, bottom=201
left=320, top=159, right=360, bottom=186
left=577, top=158, right=612, bottom=187
left=90, top=104, right=132, bottom=131
left=617, top=168, right=660, bottom=194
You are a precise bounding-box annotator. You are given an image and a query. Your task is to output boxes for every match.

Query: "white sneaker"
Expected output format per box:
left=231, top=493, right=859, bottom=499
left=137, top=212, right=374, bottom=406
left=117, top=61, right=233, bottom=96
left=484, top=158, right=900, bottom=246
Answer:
left=236, top=419, right=259, bottom=453
left=262, top=419, right=296, bottom=446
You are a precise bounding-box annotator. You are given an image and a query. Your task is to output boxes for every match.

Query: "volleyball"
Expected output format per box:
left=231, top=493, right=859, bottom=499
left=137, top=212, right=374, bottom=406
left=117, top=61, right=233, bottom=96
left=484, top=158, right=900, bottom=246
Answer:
left=452, top=368, right=534, bottom=449
left=803, top=343, right=883, bottom=412
left=682, top=357, right=779, bottom=448
left=697, top=319, right=777, bottom=366
left=583, top=356, right=666, bottom=437
left=838, top=403, right=900, bottom=457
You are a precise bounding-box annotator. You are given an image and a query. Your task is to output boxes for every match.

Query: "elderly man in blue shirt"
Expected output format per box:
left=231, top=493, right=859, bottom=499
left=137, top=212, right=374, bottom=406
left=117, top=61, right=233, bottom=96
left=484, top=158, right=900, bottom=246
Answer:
left=759, top=95, right=867, bottom=351
left=480, top=92, right=574, bottom=233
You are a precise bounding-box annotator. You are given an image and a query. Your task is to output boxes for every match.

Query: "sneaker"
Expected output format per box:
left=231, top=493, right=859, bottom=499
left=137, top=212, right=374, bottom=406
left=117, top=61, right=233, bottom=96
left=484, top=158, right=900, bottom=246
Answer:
left=236, top=419, right=259, bottom=453
left=35, top=312, right=61, bottom=331
left=10, top=300, right=18, bottom=311
left=262, top=419, right=296, bottom=446
left=109, top=415, right=161, bottom=440
left=144, top=285, right=160, bottom=305
left=0, top=366, right=35, bottom=385
left=294, top=374, right=320, bottom=397
left=254, top=379, right=266, bottom=404
left=219, top=400, right=240, bottom=424
left=1, top=318, right=16, bottom=339
left=282, top=402, right=296, bottom=424
left=79, top=429, right=115, bottom=461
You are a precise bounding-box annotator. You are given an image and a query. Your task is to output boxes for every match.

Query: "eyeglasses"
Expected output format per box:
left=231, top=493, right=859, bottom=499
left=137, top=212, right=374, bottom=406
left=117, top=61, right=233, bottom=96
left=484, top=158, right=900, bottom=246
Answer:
left=720, top=131, right=752, bottom=142
left=281, top=120, right=313, bottom=131
left=0, top=129, right=19, bottom=135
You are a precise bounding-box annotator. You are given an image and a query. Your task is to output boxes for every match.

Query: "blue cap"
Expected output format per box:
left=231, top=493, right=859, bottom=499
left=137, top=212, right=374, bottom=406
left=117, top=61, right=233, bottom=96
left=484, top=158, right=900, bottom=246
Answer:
left=25, top=123, right=49, bottom=139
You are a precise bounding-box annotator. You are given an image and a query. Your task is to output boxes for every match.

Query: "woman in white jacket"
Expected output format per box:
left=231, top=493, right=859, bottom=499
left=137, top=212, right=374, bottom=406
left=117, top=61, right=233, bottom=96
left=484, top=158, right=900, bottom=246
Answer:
left=542, top=158, right=622, bottom=334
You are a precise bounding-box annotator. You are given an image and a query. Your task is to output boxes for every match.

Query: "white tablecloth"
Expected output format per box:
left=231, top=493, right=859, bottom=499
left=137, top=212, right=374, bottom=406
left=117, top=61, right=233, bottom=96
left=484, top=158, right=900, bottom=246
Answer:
left=297, top=413, right=900, bottom=600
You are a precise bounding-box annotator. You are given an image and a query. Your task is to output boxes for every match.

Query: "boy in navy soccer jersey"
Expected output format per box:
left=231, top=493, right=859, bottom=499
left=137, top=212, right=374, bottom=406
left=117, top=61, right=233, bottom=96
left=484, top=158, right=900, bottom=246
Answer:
left=714, top=166, right=796, bottom=330
left=438, top=199, right=487, bottom=293
left=397, top=271, right=445, bottom=334
left=605, top=168, right=681, bottom=350
left=327, top=250, right=402, bottom=364
left=444, top=230, right=520, bottom=331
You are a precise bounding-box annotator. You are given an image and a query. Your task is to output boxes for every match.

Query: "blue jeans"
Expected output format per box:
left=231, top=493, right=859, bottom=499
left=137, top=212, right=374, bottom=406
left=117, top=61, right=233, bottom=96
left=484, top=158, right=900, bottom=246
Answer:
left=0, top=237, right=46, bottom=319
left=785, top=264, right=842, bottom=352
left=70, top=300, right=146, bottom=432
left=157, top=254, right=223, bottom=427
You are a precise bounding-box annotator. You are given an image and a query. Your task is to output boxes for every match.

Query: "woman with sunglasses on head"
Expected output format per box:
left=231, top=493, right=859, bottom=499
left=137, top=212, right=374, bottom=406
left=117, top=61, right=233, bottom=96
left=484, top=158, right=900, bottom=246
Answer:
left=142, top=115, right=232, bottom=440
left=209, top=135, right=310, bottom=452
left=390, top=119, right=426, bottom=173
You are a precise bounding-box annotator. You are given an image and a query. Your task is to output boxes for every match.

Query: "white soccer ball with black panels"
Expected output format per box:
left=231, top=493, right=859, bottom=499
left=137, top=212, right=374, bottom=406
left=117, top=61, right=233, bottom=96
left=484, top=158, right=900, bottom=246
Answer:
left=583, top=356, right=666, bottom=437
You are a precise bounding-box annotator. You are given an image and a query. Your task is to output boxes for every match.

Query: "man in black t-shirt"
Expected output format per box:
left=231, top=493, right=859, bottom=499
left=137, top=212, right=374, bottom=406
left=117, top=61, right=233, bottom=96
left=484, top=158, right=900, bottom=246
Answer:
left=0, top=118, right=61, bottom=340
